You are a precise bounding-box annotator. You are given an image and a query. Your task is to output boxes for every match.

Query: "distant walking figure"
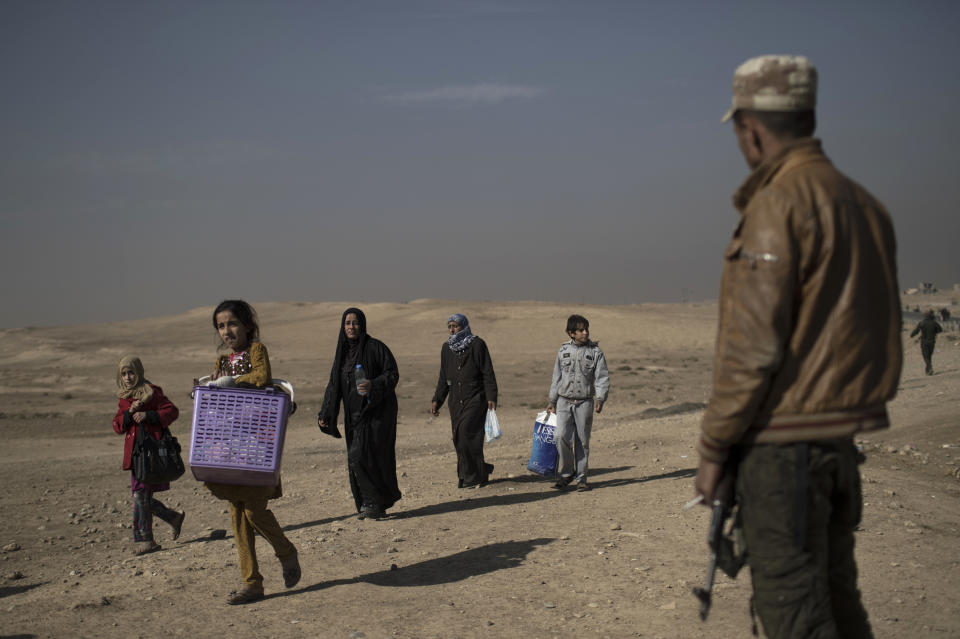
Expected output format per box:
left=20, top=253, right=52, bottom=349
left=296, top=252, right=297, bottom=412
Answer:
left=318, top=308, right=402, bottom=520
left=910, top=310, right=943, bottom=375
left=431, top=313, right=499, bottom=488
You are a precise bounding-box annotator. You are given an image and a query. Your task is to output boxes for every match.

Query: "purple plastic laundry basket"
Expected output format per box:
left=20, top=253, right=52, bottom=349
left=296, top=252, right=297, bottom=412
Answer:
left=190, top=385, right=290, bottom=486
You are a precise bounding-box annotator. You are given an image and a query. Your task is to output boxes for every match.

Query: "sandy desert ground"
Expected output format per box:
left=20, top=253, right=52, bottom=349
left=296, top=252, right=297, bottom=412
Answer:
left=0, top=298, right=958, bottom=639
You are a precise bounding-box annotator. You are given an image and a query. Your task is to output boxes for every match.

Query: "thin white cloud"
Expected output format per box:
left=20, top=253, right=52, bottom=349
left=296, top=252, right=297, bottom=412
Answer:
left=383, top=82, right=545, bottom=106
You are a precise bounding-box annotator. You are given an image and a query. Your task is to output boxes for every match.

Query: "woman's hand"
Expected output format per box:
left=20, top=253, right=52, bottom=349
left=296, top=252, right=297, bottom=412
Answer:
left=318, top=416, right=327, bottom=429
left=132, top=411, right=147, bottom=424
left=487, top=400, right=497, bottom=410
left=546, top=403, right=556, bottom=414
left=357, top=380, right=372, bottom=395
left=129, top=399, right=143, bottom=412
left=430, top=401, right=440, bottom=416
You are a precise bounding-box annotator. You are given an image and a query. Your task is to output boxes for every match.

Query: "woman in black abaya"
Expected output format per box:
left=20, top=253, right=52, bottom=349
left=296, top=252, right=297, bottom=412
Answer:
left=318, top=308, right=401, bottom=520
left=430, top=313, right=498, bottom=488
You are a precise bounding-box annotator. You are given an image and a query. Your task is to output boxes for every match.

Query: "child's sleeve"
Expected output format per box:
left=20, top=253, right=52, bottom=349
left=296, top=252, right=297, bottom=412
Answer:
left=212, top=355, right=225, bottom=379
left=235, top=342, right=272, bottom=388
left=594, top=349, right=610, bottom=404
left=548, top=350, right=563, bottom=404
left=112, top=404, right=130, bottom=434
left=146, top=388, right=179, bottom=429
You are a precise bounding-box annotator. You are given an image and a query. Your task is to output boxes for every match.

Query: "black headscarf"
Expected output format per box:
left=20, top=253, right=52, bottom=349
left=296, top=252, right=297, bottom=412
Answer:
left=317, top=307, right=367, bottom=438
left=340, top=307, right=368, bottom=372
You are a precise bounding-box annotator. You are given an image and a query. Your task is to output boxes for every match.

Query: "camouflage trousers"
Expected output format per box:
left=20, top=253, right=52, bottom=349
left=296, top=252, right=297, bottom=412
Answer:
left=737, top=439, right=873, bottom=639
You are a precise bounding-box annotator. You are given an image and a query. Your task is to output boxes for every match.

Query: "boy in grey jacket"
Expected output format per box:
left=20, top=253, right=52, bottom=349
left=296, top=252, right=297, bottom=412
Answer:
left=547, top=314, right=610, bottom=491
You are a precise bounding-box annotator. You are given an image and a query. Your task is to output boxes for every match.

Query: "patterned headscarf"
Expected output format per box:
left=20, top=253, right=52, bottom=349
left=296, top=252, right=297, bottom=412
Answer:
left=116, top=355, right=154, bottom=402
left=447, top=313, right=476, bottom=353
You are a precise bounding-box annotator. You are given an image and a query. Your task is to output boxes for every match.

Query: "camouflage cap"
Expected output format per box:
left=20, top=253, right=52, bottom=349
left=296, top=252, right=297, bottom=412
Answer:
left=722, top=55, right=817, bottom=122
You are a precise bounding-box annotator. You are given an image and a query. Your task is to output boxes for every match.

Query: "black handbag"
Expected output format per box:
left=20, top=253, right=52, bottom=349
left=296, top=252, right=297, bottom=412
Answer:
left=132, top=424, right=185, bottom=484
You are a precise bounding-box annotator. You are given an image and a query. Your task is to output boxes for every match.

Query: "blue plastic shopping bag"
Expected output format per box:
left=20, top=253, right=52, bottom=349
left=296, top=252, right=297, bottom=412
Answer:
left=527, top=411, right=558, bottom=477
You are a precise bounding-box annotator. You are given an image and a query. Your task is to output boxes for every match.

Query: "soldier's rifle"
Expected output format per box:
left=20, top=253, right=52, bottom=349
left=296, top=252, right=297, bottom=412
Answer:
left=692, top=465, right=737, bottom=622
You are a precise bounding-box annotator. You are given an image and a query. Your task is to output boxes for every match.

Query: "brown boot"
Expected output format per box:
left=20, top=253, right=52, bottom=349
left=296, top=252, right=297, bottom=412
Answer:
left=226, top=587, right=264, bottom=605
left=135, top=541, right=161, bottom=556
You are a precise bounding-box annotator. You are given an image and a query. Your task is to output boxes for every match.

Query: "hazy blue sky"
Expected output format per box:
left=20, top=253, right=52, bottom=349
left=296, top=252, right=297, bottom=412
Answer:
left=2, top=1, right=958, bottom=327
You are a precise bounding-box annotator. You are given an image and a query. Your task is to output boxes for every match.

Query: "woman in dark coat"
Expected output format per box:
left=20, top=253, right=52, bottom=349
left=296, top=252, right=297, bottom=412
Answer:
left=430, top=313, right=498, bottom=488
left=318, top=308, right=401, bottom=519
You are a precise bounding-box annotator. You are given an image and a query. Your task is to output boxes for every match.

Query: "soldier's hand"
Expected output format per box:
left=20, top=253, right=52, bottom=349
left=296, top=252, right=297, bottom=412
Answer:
left=694, top=457, right=724, bottom=504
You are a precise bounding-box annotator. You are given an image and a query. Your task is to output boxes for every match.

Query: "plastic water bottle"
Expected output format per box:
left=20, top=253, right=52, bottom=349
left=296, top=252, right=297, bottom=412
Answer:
left=355, top=364, right=368, bottom=396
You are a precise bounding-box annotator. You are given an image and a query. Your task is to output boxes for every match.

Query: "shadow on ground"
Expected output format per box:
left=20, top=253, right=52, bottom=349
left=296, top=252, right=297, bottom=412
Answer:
left=283, top=513, right=356, bottom=532
left=619, top=402, right=706, bottom=422
left=395, top=467, right=637, bottom=519
left=175, top=512, right=357, bottom=546
left=496, top=466, right=632, bottom=485
left=267, top=537, right=555, bottom=599
left=0, top=582, right=44, bottom=599
left=173, top=469, right=691, bottom=541
left=635, top=468, right=696, bottom=483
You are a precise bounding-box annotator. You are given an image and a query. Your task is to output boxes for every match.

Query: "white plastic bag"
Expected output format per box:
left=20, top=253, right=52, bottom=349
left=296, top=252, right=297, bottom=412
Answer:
left=484, top=409, right=502, bottom=443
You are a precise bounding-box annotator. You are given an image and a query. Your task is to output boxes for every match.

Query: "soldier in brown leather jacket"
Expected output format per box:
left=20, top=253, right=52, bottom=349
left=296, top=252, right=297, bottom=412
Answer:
left=693, top=56, right=902, bottom=639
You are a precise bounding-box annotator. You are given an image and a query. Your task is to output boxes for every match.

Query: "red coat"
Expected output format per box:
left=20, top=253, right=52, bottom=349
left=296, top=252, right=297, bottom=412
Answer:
left=112, top=384, right=179, bottom=470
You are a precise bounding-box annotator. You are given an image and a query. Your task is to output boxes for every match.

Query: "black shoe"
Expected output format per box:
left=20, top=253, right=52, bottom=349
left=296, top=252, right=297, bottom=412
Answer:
left=171, top=511, right=185, bottom=541
left=576, top=481, right=591, bottom=492
left=281, top=551, right=301, bottom=588
left=360, top=504, right=386, bottom=520
left=553, top=475, right=573, bottom=490
left=485, top=463, right=495, bottom=475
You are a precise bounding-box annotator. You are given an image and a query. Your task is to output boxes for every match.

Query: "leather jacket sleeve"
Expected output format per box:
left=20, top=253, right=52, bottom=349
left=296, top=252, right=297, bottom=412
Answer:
left=699, top=189, right=802, bottom=462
